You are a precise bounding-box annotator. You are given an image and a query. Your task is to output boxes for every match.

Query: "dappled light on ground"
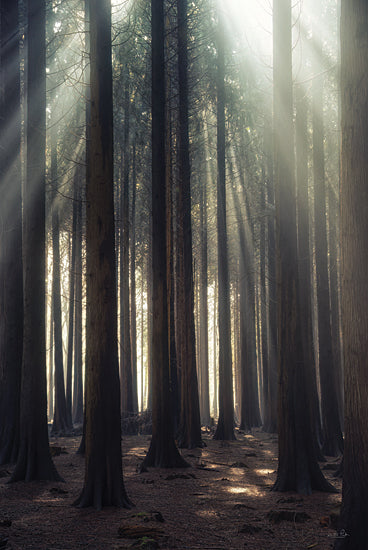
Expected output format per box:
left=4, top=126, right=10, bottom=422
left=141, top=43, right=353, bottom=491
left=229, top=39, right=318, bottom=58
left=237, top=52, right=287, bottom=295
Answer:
left=0, top=428, right=341, bottom=549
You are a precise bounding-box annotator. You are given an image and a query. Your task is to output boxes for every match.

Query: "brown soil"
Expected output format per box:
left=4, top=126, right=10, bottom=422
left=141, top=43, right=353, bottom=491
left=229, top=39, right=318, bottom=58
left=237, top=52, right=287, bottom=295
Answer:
left=0, top=428, right=342, bottom=549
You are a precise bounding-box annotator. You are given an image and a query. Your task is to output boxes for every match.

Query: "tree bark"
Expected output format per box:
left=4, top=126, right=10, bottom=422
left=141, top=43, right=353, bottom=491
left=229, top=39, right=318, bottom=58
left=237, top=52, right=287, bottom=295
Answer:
left=176, top=0, right=202, bottom=450
left=143, top=0, right=188, bottom=468
left=312, top=34, right=343, bottom=457
left=75, top=0, right=130, bottom=508
left=213, top=15, right=235, bottom=441
left=0, top=0, right=23, bottom=466
left=11, top=0, right=61, bottom=482
left=335, top=2, right=368, bottom=546
left=272, top=0, right=333, bottom=494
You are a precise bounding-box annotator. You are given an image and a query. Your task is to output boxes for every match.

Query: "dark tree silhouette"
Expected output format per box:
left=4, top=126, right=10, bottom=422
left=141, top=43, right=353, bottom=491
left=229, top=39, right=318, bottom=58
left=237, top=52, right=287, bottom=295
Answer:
left=142, top=0, right=188, bottom=468
left=0, top=0, right=23, bottom=465
left=336, top=2, right=368, bottom=547
left=272, top=0, right=334, bottom=494
left=213, top=13, right=235, bottom=441
left=11, top=0, right=61, bottom=482
left=75, top=0, right=130, bottom=508
left=176, top=0, right=202, bottom=450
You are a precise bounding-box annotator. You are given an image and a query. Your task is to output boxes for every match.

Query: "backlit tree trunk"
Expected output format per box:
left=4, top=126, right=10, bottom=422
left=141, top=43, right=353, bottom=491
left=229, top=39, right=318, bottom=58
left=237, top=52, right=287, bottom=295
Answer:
left=272, top=0, right=333, bottom=494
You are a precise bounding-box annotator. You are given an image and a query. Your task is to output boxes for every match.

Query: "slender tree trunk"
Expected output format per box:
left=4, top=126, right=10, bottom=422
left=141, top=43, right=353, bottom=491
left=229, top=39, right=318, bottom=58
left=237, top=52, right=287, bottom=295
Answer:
left=213, top=15, right=235, bottom=441
left=51, top=130, right=70, bottom=435
left=199, top=127, right=210, bottom=426
left=73, top=179, right=83, bottom=425
left=120, top=79, right=134, bottom=420
left=130, top=144, right=138, bottom=414
left=66, top=174, right=78, bottom=429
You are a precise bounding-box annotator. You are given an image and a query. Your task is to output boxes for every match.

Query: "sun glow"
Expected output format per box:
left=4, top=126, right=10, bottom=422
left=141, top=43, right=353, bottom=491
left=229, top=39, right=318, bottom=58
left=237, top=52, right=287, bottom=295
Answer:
left=222, top=0, right=273, bottom=60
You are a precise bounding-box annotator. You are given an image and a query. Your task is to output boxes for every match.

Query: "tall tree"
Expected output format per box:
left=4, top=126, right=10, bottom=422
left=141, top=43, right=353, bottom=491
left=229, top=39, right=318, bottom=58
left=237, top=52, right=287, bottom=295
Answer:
left=312, top=31, right=343, bottom=457
left=199, top=122, right=210, bottom=426
left=272, top=0, right=333, bottom=494
left=176, top=0, right=202, bottom=449
left=213, top=12, right=235, bottom=441
left=142, top=0, right=188, bottom=468
left=120, top=77, right=134, bottom=419
left=50, top=127, right=70, bottom=435
left=262, top=118, right=277, bottom=434
left=295, top=83, right=323, bottom=453
left=0, top=0, right=23, bottom=465
left=336, top=2, right=368, bottom=547
left=11, top=0, right=61, bottom=482
left=75, top=0, right=130, bottom=508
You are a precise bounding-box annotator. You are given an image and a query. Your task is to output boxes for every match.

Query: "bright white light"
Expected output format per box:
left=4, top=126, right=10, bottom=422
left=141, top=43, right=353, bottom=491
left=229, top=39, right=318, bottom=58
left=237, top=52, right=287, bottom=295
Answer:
left=222, top=0, right=273, bottom=60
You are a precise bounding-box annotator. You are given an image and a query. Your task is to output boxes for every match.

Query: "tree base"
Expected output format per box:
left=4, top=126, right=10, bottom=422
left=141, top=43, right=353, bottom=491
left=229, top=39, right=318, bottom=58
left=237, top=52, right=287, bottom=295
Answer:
left=142, top=438, right=189, bottom=469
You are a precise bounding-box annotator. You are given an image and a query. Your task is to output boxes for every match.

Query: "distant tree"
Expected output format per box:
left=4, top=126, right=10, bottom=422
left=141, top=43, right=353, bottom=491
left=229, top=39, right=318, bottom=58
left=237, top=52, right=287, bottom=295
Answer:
left=262, top=119, right=277, bottom=434
left=75, top=0, right=130, bottom=508
left=120, top=76, right=134, bottom=420
left=336, top=2, right=368, bottom=547
left=272, top=0, right=333, bottom=494
left=213, top=12, right=235, bottom=441
left=50, top=127, right=71, bottom=436
left=142, top=0, right=188, bottom=468
left=11, top=0, right=61, bottom=482
left=0, top=0, right=23, bottom=465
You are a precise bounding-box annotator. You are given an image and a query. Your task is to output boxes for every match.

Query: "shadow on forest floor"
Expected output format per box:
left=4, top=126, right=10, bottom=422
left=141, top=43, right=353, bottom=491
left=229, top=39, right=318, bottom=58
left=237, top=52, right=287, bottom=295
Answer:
left=0, top=428, right=341, bottom=549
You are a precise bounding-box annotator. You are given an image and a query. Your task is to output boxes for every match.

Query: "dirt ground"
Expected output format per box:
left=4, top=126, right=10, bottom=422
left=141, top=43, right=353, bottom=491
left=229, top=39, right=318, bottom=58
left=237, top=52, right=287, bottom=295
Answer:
left=0, top=428, right=342, bottom=549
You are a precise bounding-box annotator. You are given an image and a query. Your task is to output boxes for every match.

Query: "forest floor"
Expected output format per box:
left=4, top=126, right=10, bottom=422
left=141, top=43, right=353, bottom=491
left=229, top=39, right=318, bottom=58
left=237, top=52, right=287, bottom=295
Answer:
left=0, top=428, right=342, bottom=550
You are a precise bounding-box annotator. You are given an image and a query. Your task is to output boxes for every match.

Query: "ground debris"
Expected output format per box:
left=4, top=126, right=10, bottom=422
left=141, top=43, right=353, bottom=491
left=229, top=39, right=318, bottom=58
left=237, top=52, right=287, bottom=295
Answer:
left=238, top=523, right=262, bottom=534
left=165, top=473, right=196, bottom=480
left=267, top=510, right=311, bottom=524
left=230, top=461, right=248, bottom=469
left=118, top=525, right=164, bottom=540
left=49, top=445, right=68, bottom=456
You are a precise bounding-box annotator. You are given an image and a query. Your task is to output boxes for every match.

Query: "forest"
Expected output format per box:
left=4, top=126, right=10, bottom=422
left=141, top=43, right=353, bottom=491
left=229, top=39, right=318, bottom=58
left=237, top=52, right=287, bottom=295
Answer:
left=0, top=0, right=367, bottom=549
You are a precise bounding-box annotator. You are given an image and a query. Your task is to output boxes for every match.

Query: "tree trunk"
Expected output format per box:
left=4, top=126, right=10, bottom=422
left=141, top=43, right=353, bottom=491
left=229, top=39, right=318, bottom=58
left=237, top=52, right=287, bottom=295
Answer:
left=295, top=83, right=323, bottom=456
left=213, top=15, right=235, bottom=441
left=272, top=0, right=333, bottom=494
left=120, top=78, right=134, bottom=420
left=75, top=0, right=130, bottom=509
left=66, top=173, right=78, bottom=429
left=0, top=0, right=23, bottom=466
left=11, top=0, right=61, bottom=482
left=335, top=3, right=368, bottom=546
left=199, top=125, right=210, bottom=426
left=72, top=178, right=83, bottom=425
left=51, top=130, right=70, bottom=435
left=312, top=34, right=343, bottom=457
left=142, top=0, right=188, bottom=468
left=130, top=144, right=138, bottom=414
left=176, top=0, right=202, bottom=450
